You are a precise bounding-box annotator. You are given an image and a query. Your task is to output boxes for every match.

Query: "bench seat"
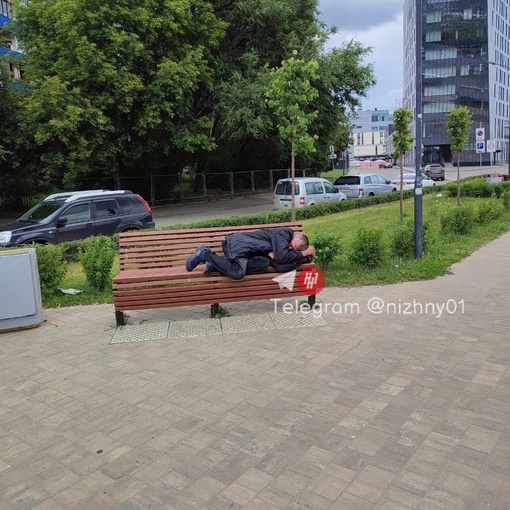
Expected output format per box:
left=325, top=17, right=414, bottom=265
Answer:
left=112, top=222, right=318, bottom=326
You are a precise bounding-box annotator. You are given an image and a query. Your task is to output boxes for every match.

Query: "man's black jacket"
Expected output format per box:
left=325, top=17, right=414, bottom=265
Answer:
left=223, top=227, right=312, bottom=265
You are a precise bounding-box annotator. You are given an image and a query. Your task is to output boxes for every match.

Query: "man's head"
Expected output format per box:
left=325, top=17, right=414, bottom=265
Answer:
left=290, top=232, right=309, bottom=251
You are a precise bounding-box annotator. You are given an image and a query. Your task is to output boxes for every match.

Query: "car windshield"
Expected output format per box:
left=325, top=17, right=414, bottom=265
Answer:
left=18, top=201, right=62, bottom=224
left=275, top=181, right=300, bottom=195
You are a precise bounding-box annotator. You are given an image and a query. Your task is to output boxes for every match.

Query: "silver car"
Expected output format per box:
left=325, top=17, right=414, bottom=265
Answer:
left=333, top=173, right=397, bottom=199
left=273, top=177, right=347, bottom=210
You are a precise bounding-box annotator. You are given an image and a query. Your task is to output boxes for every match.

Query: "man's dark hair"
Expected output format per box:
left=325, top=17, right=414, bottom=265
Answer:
left=294, top=233, right=309, bottom=251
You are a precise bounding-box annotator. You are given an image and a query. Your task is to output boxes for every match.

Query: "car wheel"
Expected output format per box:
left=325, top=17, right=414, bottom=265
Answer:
left=368, top=192, right=375, bottom=197
left=392, top=188, right=397, bottom=192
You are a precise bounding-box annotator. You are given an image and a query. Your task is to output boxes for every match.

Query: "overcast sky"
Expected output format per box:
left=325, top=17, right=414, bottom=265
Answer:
left=318, top=0, right=404, bottom=113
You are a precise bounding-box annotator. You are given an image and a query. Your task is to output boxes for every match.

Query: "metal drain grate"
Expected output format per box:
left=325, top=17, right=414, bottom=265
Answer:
left=110, top=312, right=329, bottom=344
left=110, top=322, right=169, bottom=344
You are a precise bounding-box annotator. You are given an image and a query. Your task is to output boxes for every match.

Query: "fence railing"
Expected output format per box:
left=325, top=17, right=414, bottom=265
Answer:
left=43, top=168, right=310, bottom=206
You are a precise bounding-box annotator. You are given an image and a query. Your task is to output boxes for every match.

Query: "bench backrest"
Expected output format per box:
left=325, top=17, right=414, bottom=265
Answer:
left=118, top=222, right=305, bottom=271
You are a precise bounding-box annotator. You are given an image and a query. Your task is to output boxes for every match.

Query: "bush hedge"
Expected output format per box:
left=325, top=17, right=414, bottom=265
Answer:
left=442, top=178, right=510, bottom=199
left=350, top=227, right=387, bottom=267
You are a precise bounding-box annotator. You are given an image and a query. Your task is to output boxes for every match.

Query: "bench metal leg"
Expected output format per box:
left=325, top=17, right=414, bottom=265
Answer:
left=116, top=311, right=127, bottom=326
left=307, top=295, right=316, bottom=308
left=210, top=304, right=220, bottom=318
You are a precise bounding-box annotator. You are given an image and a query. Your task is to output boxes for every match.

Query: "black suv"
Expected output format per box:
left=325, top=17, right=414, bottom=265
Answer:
left=0, top=190, right=155, bottom=247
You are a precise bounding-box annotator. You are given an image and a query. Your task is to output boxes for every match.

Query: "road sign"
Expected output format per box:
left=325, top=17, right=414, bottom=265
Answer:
left=329, top=145, right=335, bottom=153
left=476, top=141, right=485, bottom=153
left=486, top=140, right=496, bottom=153
left=328, top=154, right=337, bottom=159
left=475, top=128, right=485, bottom=141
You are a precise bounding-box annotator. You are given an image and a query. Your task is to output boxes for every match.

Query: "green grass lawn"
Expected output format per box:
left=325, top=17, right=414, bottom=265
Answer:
left=305, top=194, right=510, bottom=286
left=42, top=193, right=510, bottom=307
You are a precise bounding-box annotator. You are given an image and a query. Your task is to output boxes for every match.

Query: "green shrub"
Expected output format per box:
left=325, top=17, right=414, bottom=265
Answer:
left=33, top=244, right=68, bottom=295
left=443, top=178, right=510, bottom=199
left=477, top=199, right=504, bottom=224
left=311, top=234, right=342, bottom=270
left=79, top=236, right=116, bottom=290
left=350, top=228, right=386, bottom=267
left=391, top=221, right=432, bottom=259
left=392, top=222, right=415, bottom=259
left=440, top=206, right=475, bottom=235
left=501, top=189, right=510, bottom=210
left=61, top=240, right=84, bottom=263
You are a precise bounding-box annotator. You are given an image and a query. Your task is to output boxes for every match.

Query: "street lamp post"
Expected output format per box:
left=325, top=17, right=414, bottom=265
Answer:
left=414, top=0, right=423, bottom=259
left=488, top=61, right=510, bottom=174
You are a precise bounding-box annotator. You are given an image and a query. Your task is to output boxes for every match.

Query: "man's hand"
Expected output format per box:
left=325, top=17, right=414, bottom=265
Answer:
left=302, top=245, right=315, bottom=257
left=268, top=251, right=275, bottom=259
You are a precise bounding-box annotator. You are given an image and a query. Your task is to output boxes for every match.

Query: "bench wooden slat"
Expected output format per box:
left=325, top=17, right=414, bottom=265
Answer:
left=112, top=222, right=317, bottom=325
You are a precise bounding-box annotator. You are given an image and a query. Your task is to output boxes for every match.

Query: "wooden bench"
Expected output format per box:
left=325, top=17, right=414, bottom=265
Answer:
left=112, top=222, right=318, bottom=326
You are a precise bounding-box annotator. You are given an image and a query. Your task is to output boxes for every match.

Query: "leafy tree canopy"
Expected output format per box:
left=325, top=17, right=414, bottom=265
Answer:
left=13, top=0, right=226, bottom=181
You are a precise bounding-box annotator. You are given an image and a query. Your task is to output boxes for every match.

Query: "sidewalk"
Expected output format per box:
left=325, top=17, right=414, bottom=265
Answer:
left=1, top=233, right=510, bottom=509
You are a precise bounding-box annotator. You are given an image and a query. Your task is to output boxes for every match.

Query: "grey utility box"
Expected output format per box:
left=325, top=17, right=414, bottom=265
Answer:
left=0, top=248, right=43, bottom=332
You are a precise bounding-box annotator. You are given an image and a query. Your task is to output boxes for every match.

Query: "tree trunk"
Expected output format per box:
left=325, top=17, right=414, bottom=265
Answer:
left=399, top=151, right=404, bottom=223
left=291, top=137, right=296, bottom=221
left=457, top=152, right=461, bottom=206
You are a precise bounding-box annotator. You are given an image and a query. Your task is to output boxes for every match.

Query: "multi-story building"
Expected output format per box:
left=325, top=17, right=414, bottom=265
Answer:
left=350, top=109, right=394, bottom=159
left=0, top=0, right=20, bottom=79
left=404, top=0, right=509, bottom=166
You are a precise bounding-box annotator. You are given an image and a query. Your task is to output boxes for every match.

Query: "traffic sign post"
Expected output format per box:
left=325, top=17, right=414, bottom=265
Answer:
left=476, top=141, right=485, bottom=171
left=475, top=141, right=485, bottom=153
left=487, top=140, right=496, bottom=168
left=475, top=128, right=485, bottom=141
left=328, top=148, right=337, bottom=179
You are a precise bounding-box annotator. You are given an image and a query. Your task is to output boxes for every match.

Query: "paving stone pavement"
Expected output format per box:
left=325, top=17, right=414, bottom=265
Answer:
left=1, top=233, right=510, bottom=509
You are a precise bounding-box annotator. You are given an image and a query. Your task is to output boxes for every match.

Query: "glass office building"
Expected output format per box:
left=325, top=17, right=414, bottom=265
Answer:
left=404, top=0, right=510, bottom=166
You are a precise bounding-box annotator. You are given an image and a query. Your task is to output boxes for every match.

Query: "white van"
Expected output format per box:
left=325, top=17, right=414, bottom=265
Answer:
left=273, top=177, right=346, bottom=210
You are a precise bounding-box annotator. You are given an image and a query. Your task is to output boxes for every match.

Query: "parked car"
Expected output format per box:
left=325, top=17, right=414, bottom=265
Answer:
left=333, top=173, right=397, bottom=199
left=424, top=164, right=445, bottom=181
left=391, top=173, right=436, bottom=190
left=273, top=177, right=346, bottom=210
left=379, top=161, right=393, bottom=169
left=350, top=160, right=361, bottom=168
left=0, top=190, right=155, bottom=247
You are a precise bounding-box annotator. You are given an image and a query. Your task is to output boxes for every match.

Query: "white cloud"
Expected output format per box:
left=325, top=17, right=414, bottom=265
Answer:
left=319, top=0, right=404, bottom=112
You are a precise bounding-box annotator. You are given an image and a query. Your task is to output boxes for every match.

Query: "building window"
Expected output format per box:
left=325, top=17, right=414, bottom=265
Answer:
left=425, top=48, right=458, bottom=60
left=424, top=66, right=456, bottom=78
left=424, top=84, right=455, bottom=96
left=0, top=0, right=11, bottom=18
left=426, top=12, right=441, bottom=23
left=426, top=31, right=441, bottom=42
left=423, top=102, right=455, bottom=113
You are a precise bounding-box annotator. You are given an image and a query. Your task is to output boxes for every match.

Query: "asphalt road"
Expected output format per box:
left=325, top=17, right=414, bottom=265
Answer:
left=153, top=194, right=274, bottom=227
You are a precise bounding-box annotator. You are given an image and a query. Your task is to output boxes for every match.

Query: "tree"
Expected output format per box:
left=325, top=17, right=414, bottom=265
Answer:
left=266, top=52, right=319, bottom=220
left=204, top=3, right=375, bottom=175
left=392, top=107, right=414, bottom=223
left=447, top=107, right=473, bottom=206
left=13, top=0, right=226, bottom=185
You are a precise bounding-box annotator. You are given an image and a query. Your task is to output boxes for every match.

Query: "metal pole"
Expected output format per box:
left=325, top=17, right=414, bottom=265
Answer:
left=508, top=104, right=510, bottom=174
left=414, top=0, right=423, bottom=259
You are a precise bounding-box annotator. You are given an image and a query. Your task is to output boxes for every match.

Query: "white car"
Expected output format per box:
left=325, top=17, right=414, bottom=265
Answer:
left=273, top=177, right=347, bottom=210
left=350, top=160, right=361, bottom=168
left=391, top=173, right=435, bottom=190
